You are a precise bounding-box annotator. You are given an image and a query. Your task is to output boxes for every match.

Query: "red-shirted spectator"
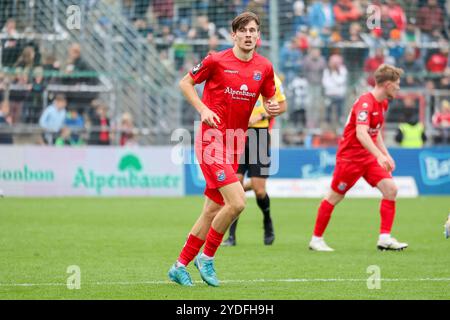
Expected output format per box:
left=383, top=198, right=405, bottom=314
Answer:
left=364, top=48, right=385, bottom=87
left=433, top=100, right=450, bottom=128
left=417, top=0, right=444, bottom=36
left=432, top=99, right=450, bottom=144
left=427, top=49, right=449, bottom=74
left=333, top=0, right=361, bottom=23
left=89, top=102, right=110, bottom=146
left=153, top=0, right=174, bottom=26
left=383, top=0, right=407, bottom=31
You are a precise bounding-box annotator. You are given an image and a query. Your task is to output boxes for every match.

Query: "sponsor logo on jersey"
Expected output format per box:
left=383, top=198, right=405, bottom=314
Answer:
left=358, top=111, right=368, bottom=121
left=191, top=62, right=202, bottom=75
left=224, top=85, right=257, bottom=101
left=338, top=182, right=347, bottom=191
left=216, top=170, right=226, bottom=182
left=253, top=71, right=262, bottom=81
left=372, top=112, right=379, bottom=115
left=224, top=69, right=239, bottom=74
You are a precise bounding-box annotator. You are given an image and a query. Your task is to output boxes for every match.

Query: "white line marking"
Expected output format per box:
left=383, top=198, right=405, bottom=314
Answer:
left=1, top=278, right=450, bottom=287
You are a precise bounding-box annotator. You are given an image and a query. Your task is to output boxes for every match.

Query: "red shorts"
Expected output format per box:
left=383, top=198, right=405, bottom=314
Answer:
left=195, top=141, right=240, bottom=206
left=331, top=159, right=392, bottom=195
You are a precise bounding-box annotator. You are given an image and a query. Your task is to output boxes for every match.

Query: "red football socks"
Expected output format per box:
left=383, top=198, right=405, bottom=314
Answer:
left=380, top=199, right=396, bottom=234
left=313, top=200, right=335, bottom=237
left=203, top=227, right=224, bottom=258
left=178, top=233, right=205, bottom=266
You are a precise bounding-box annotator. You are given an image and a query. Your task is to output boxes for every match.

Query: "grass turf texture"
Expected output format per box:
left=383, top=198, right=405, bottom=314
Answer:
left=1, top=196, right=449, bottom=300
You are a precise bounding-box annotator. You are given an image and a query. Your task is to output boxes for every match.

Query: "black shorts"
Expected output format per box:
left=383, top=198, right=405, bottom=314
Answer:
left=237, top=128, right=271, bottom=178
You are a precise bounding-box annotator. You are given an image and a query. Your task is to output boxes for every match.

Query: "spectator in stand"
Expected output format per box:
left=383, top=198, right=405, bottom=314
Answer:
left=9, top=68, right=31, bottom=124
left=333, top=0, right=361, bottom=40
left=364, top=47, right=385, bottom=87
left=118, top=112, right=138, bottom=146
left=62, top=43, right=96, bottom=85
left=308, top=0, right=335, bottom=41
left=134, top=18, right=150, bottom=37
left=417, top=0, right=445, bottom=43
left=303, top=47, right=326, bottom=128
left=387, top=29, right=405, bottom=63
left=39, top=94, right=67, bottom=145
left=42, top=54, right=60, bottom=77
left=1, top=19, right=21, bottom=67
left=426, top=46, right=449, bottom=74
left=14, top=46, right=36, bottom=74
left=189, top=15, right=214, bottom=58
left=89, top=102, right=111, bottom=145
left=0, top=101, right=13, bottom=144
left=207, top=0, right=236, bottom=32
left=432, top=99, right=450, bottom=144
left=22, top=66, right=47, bottom=124
left=55, top=126, right=81, bottom=146
left=153, top=0, right=174, bottom=27
left=395, top=108, right=426, bottom=148
left=402, top=18, right=421, bottom=49
left=121, top=0, right=136, bottom=21
left=398, top=47, right=425, bottom=87
left=436, top=72, right=450, bottom=90
left=292, top=0, right=308, bottom=35
left=246, top=0, right=269, bottom=37
left=155, top=25, right=175, bottom=51
left=295, top=25, right=310, bottom=54
left=64, top=108, right=85, bottom=144
left=280, top=38, right=303, bottom=85
left=322, top=54, right=348, bottom=126
left=347, top=22, right=363, bottom=42
left=383, top=0, right=406, bottom=32
left=378, top=5, right=398, bottom=41
left=312, top=123, right=339, bottom=147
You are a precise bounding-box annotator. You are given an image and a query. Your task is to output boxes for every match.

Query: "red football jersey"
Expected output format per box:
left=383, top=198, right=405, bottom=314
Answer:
left=190, top=48, right=275, bottom=154
left=337, top=92, right=388, bottom=163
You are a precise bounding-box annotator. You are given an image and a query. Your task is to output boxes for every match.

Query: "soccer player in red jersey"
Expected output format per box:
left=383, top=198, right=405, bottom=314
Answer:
left=309, top=64, right=409, bottom=252
left=168, top=12, right=280, bottom=286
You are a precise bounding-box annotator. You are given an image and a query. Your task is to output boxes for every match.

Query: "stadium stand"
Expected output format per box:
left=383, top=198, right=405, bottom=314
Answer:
left=0, top=0, right=449, bottom=146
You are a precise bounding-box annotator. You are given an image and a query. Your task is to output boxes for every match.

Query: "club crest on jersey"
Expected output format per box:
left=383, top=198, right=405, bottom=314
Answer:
left=338, top=182, right=347, bottom=191
left=358, top=111, right=368, bottom=121
left=216, top=170, right=226, bottom=182
left=191, top=62, right=202, bottom=75
left=253, top=71, right=262, bottom=81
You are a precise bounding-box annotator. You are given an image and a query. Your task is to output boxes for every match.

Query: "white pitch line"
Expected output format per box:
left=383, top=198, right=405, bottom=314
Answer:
left=1, top=278, right=450, bottom=287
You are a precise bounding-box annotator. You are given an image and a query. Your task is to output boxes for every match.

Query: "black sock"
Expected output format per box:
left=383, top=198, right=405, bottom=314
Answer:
left=228, top=219, right=238, bottom=238
left=256, top=194, right=271, bottom=222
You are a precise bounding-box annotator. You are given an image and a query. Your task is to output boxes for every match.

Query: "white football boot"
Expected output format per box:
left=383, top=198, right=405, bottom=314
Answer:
left=377, top=236, right=408, bottom=251
left=309, top=237, right=335, bottom=252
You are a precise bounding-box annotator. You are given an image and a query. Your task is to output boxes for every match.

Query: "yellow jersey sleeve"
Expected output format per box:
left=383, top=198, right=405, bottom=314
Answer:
left=250, top=74, right=286, bottom=128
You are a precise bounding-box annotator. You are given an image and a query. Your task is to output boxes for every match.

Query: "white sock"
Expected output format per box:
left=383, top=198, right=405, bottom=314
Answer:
left=312, top=235, right=323, bottom=242
left=200, top=253, right=213, bottom=260
left=379, top=233, right=391, bottom=242
left=176, top=261, right=185, bottom=268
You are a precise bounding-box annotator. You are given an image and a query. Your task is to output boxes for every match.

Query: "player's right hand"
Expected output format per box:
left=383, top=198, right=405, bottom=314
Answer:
left=377, top=154, right=393, bottom=172
left=200, top=107, right=220, bottom=128
left=265, top=100, right=280, bottom=117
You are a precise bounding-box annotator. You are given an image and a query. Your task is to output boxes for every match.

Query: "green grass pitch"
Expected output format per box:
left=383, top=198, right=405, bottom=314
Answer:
left=1, top=196, right=449, bottom=299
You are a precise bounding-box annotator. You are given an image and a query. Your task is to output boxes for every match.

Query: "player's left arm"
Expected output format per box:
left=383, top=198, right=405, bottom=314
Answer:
left=376, top=132, right=396, bottom=171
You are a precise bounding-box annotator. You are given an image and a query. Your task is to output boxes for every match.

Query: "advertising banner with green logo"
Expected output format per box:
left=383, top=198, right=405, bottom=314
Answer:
left=0, top=146, right=183, bottom=197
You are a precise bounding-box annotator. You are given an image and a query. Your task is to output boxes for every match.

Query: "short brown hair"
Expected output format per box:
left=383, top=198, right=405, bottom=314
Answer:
left=374, top=64, right=404, bottom=85
left=231, top=12, right=260, bottom=33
